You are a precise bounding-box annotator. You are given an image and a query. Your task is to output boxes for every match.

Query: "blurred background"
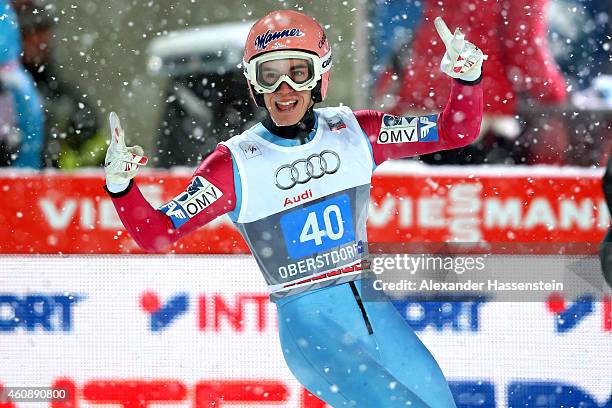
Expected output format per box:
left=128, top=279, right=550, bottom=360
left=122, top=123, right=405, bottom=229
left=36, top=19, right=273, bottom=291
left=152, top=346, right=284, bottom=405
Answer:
left=2, top=0, right=363, bottom=168
left=0, top=1, right=611, bottom=407
left=2, top=0, right=611, bottom=169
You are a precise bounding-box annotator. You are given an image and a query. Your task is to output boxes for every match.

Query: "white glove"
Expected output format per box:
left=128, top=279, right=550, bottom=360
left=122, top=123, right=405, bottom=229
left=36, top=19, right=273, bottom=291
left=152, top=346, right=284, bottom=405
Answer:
left=435, top=17, right=486, bottom=82
left=104, top=112, right=148, bottom=189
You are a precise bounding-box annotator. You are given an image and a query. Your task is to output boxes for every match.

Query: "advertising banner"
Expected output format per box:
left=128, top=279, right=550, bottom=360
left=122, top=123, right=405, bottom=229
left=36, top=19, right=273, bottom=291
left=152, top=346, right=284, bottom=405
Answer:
left=0, top=256, right=610, bottom=407
left=0, top=165, right=608, bottom=254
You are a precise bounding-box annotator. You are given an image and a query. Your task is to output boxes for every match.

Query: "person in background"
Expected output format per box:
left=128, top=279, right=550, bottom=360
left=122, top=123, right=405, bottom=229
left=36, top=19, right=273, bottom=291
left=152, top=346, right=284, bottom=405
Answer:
left=548, top=0, right=612, bottom=166
left=374, top=0, right=568, bottom=165
left=12, top=0, right=105, bottom=169
left=369, top=0, right=423, bottom=105
left=0, top=0, right=43, bottom=168
left=155, top=69, right=261, bottom=168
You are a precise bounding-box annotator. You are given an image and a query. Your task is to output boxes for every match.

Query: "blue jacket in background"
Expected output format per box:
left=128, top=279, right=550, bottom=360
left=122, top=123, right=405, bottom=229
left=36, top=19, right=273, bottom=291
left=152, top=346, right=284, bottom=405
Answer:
left=0, top=0, right=44, bottom=168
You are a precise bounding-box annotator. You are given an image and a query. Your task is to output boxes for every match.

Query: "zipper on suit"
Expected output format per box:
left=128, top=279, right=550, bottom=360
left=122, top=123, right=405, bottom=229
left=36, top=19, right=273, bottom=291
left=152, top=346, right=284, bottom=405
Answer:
left=349, top=281, right=373, bottom=335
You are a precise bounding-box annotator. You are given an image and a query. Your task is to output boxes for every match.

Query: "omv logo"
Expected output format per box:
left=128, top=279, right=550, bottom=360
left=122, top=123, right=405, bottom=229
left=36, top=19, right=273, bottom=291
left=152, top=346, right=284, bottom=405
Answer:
left=140, top=291, right=188, bottom=332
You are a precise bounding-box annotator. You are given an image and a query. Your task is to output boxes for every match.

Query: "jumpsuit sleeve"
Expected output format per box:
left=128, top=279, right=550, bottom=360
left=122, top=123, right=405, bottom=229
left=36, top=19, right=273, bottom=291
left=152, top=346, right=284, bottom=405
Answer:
left=355, top=78, right=483, bottom=165
left=104, top=144, right=237, bottom=252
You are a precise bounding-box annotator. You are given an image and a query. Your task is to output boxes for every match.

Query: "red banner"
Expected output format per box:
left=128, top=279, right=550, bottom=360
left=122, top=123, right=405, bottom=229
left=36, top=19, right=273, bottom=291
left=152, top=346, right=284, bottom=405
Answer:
left=0, top=166, right=608, bottom=254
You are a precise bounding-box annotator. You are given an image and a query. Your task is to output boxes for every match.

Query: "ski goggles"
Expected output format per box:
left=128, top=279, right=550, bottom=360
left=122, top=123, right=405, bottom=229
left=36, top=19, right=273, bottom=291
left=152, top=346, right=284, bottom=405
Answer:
left=243, top=50, right=332, bottom=94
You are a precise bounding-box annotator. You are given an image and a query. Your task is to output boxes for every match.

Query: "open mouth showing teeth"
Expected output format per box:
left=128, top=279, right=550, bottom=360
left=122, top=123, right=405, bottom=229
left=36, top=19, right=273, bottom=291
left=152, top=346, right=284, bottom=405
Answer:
left=276, top=100, right=298, bottom=111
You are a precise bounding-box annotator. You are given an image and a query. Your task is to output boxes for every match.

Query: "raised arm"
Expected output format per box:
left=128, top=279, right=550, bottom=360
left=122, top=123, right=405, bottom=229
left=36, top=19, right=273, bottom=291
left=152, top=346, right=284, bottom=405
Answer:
left=103, top=113, right=236, bottom=252
left=356, top=78, right=482, bottom=164
left=357, top=17, right=484, bottom=165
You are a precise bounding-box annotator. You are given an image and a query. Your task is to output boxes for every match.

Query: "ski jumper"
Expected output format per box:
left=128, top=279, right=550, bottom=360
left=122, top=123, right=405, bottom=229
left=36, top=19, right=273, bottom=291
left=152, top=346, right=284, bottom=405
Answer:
left=107, top=78, right=482, bottom=407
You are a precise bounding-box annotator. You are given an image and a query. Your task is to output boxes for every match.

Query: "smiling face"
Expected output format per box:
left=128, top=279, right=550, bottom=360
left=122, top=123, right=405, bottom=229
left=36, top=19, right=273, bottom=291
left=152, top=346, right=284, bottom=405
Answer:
left=260, top=58, right=314, bottom=126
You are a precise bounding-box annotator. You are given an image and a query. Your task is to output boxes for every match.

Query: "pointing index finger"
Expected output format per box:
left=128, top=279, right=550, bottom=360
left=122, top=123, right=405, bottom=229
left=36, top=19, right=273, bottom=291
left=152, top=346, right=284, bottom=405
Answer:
left=434, top=17, right=453, bottom=48
left=109, top=112, right=126, bottom=148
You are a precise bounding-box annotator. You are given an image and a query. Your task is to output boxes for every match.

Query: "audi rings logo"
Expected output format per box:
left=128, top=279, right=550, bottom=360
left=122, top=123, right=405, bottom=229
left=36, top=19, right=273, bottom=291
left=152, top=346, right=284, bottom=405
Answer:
left=275, top=150, right=340, bottom=190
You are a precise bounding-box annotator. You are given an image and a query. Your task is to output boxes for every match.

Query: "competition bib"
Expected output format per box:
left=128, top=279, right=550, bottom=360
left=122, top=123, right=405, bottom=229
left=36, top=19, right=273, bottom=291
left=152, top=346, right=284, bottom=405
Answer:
left=222, top=106, right=374, bottom=300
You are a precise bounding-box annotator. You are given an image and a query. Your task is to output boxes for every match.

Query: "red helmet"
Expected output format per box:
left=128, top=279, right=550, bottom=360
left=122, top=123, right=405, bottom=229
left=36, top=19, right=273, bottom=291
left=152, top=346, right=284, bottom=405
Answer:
left=243, top=10, right=331, bottom=106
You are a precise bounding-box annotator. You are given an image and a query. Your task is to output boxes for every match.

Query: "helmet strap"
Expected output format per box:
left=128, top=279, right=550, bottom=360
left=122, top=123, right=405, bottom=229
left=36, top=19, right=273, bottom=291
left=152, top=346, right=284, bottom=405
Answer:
left=249, top=83, right=266, bottom=107
left=311, top=80, right=323, bottom=103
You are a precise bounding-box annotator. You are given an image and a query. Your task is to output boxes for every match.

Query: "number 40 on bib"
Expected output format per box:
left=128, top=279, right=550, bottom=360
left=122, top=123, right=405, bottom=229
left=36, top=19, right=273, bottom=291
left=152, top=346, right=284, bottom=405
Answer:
left=280, top=194, right=355, bottom=259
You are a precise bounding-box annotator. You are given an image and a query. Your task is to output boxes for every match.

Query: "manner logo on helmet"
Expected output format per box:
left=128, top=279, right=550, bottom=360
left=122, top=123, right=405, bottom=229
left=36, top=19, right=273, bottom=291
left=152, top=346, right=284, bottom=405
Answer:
left=255, top=28, right=304, bottom=50
left=274, top=150, right=340, bottom=190
left=377, top=114, right=439, bottom=144
left=159, top=176, right=223, bottom=228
